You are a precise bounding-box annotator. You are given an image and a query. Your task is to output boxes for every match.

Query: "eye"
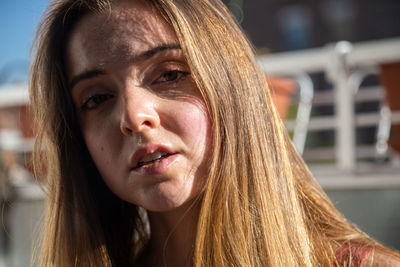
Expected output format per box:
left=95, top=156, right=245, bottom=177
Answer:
left=153, top=70, right=190, bottom=84
left=81, top=94, right=113, bottom=111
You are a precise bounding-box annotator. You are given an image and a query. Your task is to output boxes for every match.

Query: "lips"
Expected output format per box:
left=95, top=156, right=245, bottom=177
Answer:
left=131, top=144, right=177, bottom=170
left=137, top=151, right=171, bottom=167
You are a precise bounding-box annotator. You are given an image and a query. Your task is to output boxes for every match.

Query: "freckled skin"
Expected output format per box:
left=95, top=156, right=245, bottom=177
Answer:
left=66, top=0, right=212, bottom=212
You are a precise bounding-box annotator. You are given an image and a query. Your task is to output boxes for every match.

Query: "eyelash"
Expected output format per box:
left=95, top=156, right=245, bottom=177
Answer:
left=81, top=94, right=113, bottom=111
left=152, top=69, right=190, bottom=85
left=79, top=69, right=190, bottom=111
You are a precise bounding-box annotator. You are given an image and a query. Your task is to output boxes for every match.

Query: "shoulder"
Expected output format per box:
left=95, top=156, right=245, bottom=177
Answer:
left=336, top=243, right=400, bottom=267
left=367, top=248, right=400, bottom=267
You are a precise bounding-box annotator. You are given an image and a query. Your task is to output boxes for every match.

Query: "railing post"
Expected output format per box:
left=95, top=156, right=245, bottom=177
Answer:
left=328, top=41, right=356, bottom=173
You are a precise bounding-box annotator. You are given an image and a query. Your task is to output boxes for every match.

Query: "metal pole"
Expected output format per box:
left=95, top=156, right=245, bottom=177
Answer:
left=329, top=41, right=356, bottom=173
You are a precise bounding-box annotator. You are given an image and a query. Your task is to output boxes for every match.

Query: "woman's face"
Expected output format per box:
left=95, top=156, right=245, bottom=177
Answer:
left=66, top=0, right=211, bottom=212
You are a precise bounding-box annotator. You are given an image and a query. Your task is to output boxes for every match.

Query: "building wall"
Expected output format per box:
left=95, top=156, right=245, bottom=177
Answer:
left=223, top=0, right=400, bottom=52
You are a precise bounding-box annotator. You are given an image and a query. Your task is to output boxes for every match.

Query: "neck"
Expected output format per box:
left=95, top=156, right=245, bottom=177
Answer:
left=145, top=200, right=200, bottom=267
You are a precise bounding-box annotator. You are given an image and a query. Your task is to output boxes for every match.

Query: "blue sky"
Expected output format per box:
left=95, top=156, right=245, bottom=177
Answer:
left=0, top=1, right=48, bottom=83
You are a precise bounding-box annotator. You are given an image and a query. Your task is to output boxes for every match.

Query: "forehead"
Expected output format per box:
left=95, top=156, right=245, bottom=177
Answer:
left=66, top=0, right=177, bottom=72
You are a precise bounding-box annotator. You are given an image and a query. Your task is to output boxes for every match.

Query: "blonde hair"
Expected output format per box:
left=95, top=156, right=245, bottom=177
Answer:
left=30, top=0, right=394, bottom=266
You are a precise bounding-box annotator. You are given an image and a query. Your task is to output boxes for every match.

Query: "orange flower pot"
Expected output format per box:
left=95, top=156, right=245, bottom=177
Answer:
left=267, top=76, right=297, bottom=120
left=380, top=62, right=400, bottom=153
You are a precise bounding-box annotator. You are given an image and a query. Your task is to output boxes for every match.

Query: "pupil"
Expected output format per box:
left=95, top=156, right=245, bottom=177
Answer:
left=165, top=71, right=178, bottom=81
left=94, top=95, right=106, bottom=104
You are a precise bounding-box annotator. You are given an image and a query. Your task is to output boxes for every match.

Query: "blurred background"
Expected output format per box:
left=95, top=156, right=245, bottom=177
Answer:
left=1, top=0, right=400, bottom=266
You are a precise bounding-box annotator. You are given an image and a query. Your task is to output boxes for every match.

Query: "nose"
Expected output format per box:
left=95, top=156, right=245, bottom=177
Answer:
left=120, top=87, right=160, bottom=136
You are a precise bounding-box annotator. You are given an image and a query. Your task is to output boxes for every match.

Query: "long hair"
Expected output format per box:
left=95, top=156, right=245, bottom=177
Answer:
left=30, top=0, right=387, bottom=266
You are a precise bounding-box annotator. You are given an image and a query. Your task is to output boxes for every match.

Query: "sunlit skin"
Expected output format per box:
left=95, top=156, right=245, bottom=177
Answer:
left=65, top=0, right=211, bottom=265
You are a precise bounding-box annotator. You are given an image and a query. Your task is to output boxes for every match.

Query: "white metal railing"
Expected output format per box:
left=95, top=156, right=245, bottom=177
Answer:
left=258, top=37, right=400, bottom=185
left=0, top=83, right=29, bottom=107
left=258, top=37, right=400, bottom=75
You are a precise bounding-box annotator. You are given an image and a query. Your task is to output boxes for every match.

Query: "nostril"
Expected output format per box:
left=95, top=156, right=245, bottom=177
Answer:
left=120, top=118, right=155, bottom=136
left=122, top=126, right=133, bottom=136
left=143, top=121, right=152, bottom=127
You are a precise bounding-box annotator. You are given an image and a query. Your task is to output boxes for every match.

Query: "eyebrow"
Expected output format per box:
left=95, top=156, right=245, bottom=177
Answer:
left=69, top=43, right=181, bottom=89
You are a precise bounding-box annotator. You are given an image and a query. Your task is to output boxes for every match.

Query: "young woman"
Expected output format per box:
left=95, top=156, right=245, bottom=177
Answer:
left=30, top=0, right=400, bottom=266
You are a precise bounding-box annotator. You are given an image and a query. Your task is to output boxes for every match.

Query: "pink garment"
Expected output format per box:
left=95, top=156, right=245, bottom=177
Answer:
left=335, top=243, right=373, bottom=267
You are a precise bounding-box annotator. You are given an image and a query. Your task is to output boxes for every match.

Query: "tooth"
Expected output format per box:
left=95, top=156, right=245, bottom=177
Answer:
left=151, top=151, right=162, bottom=161
left=139, top=151, right=163, bottom=164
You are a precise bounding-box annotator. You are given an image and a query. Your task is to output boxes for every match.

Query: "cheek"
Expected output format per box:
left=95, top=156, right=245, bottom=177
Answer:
left=82, top=125, right=118, bottom=168
left=85, top=134, right=108, bottom=165
left=178, top=101, right=212, bottom=150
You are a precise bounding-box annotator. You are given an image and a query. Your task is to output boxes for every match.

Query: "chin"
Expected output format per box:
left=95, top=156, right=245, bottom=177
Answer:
left=141, top=195, right=193, bottom=213
left=139, top=184, right=201, bottom=213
